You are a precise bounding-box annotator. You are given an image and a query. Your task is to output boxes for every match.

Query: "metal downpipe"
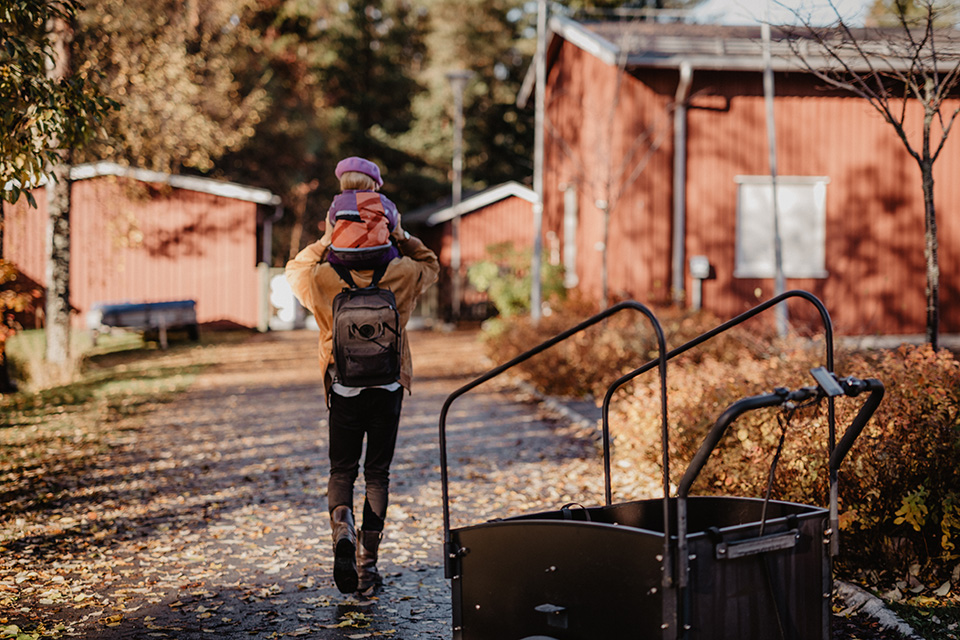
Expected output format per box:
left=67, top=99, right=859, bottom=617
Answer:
left=672, top=62, right=693, bottom=304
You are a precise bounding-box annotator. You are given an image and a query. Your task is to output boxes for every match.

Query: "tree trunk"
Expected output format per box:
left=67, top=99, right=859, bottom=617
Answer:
left=601, top=203, right=610, bottom=309
left=920, top=158, right=939, bottom=350
left=0, top=199, right=11, bottom=392
left=44, top=15, right=73, bottom=367
left=286, top=180, right=315, bottom=262
left=45, top=162, right=72, bottom=365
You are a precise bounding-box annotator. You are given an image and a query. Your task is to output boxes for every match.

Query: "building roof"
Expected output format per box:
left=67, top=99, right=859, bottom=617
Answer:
left=70, top=162, right=282, bottom=206
left=405, top=181, right=535, bottom=227
left=571, top=18, right=792, bottom=70
left=519, top=14, right=960, bottom=105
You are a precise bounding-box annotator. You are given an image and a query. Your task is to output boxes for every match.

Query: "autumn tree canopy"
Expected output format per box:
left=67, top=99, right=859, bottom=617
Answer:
left=0, top=0, right=114, bottom=205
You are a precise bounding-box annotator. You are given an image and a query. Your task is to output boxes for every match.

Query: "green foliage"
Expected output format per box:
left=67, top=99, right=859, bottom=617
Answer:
left=466, top=242, right=565, bottom=319
left=889, top=600, right=960, bottom=640
left=452, top=0, right=536, bottom=186
left=316, top=0, right=441, bottom=231
left=319, top=0, right=427, bottom=141
left=0, top=0, right=115, bottom=204
left=397, top=0, right=535, bottom=195
left=896, top=485, right=930, bottom=532
left=72, top=0, right=268, bottom=173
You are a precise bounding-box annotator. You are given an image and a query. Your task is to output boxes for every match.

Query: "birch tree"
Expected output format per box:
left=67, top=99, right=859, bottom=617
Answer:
left=1, top=1, right=114, bottom=372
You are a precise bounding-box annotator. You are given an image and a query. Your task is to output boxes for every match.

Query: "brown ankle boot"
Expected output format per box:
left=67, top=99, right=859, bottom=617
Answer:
left=330, top=506, right=358, bottom=593
left=356, top=529, right=383, bottom=595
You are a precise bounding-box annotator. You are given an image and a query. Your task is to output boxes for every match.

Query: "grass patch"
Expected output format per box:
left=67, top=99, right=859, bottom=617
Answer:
left=5, top=328, right=194, bottom=391
left=1, top=328, right=252, bottom=428
left=0, top=328, right=255, bottom=505
left=891, top=599, right=960, bottom=639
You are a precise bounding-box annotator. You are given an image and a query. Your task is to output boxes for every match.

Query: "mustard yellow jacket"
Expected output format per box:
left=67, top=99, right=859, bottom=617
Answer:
left=285, top=234, right=439, bottom=394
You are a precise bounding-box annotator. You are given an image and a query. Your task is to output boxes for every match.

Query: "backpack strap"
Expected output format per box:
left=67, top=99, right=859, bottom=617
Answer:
left=369, top=263, right=388, bottom=288
left=331, top=262, right=389, bottom=289
left=331, top=262, right=357, bottom=288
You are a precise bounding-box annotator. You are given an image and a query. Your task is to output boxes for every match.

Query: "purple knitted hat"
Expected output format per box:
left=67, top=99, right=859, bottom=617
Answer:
left=334, top=156, right=383, bottom=187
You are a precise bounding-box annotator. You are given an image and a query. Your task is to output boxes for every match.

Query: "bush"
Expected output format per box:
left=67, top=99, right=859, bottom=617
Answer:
left=482, top=296, right=776, bottom=398
left=834, top=346, right=960, bottom=578
left=483, top=305, right=960, bottom=586
left=466, top=242, right=565, bottom=319
left=651, top=345, right=960, bottom=585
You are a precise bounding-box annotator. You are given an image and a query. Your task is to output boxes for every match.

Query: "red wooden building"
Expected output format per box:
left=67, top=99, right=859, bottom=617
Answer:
left=4, top=162, right=281, bottom=329
left=533, top=16, right=960, bottom=336
left=407, top=181, right=537, bottom=318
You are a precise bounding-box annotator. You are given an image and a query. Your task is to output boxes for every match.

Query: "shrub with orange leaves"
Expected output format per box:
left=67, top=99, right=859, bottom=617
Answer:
left=615, top=342, right=960, bottom=582
left=485, top=304, right=960, bottom=584
left=0, top=260, right=42, bottom=361
left=484, top=296, right=776, bottom=398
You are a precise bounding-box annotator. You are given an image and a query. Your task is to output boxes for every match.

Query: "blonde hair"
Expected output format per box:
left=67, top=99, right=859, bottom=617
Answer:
left=339, top=171, right=378, bottom=191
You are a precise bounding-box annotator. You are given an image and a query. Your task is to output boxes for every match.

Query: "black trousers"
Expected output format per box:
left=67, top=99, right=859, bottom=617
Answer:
left=327, top=387, right=403, bottom=532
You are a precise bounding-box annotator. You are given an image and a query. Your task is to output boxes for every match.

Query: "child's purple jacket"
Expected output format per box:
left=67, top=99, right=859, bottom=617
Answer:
left=326, top=190, right=401, bottom=267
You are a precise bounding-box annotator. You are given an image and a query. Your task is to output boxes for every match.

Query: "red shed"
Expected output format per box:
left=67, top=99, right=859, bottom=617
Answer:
left=406, top=181, right=537, bottom=318
left=534, top=16, right=960, bottom=336
left=4, top=162, right=281, bottom=330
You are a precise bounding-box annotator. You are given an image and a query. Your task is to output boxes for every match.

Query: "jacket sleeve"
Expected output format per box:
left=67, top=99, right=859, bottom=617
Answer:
left=284, top=240, right=328, bottom=311
left=395, top=234, right=439, bottom=295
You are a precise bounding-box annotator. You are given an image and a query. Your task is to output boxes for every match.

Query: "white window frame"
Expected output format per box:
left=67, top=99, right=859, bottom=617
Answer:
left=734, top=175, right=830, bottom=279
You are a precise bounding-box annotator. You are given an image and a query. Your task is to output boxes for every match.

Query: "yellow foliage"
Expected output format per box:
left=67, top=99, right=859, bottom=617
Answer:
left=894, top=486, right=929, bottom=532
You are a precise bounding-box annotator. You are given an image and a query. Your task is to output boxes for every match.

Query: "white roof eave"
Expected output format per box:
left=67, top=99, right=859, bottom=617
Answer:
left=69, top=161, right=282, bottom=206
left=426, top=181, right=536, bottom=227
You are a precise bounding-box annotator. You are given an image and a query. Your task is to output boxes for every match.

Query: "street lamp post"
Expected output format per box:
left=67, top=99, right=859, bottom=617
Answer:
left=447, top=70, right=473, bottom=323
left=531, top=0, right=547, bottom=323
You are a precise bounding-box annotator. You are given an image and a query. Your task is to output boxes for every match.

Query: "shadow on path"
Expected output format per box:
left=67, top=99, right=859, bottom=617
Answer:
left=0, top=329, right=606, bottom=639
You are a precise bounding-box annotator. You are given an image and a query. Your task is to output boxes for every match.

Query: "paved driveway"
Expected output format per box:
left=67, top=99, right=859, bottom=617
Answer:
left=2, top=329, right=611, bottom=639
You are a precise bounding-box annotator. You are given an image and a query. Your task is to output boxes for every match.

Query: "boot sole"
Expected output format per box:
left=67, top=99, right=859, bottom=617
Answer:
left=357, top=574, right=382, bottom=596
left=333, top=538, right=358, bottom=593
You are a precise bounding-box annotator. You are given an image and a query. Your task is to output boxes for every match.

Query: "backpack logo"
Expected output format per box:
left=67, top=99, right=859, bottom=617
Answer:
left=330, top=263, right=401, bottom=387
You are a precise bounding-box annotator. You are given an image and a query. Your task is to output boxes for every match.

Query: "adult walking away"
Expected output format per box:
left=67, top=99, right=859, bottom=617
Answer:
left=285, top=157, right=439, bottom=596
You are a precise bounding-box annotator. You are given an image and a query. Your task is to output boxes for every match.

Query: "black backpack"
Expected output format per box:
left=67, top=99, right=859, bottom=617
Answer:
left=330, top=263, right=401, bottom=387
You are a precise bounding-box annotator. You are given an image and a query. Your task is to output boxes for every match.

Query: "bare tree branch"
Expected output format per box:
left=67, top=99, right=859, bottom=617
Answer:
left=778, top=0, right=957, bottom=348
left=780, top=19, right=924, bottom=163
left=932, top=103, right=960, bottom=162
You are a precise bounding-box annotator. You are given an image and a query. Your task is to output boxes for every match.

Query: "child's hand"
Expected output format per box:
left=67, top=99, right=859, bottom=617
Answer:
left=319, top=220, right=334, bottom=247
left=391, top=217, right=407, bottom=242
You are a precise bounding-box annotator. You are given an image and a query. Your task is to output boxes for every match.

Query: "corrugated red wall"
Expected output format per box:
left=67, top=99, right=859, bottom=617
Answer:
left=435, top=195, right=535, bottom=307
left=684, top=70, right=959, bottom=335
left=4, top=175, right=261, bottom=328
left=437, top=195, right=535, bottom=265
left=544, top=40, right=960, bottom=335
left=544, top=43, right=675, bottom=306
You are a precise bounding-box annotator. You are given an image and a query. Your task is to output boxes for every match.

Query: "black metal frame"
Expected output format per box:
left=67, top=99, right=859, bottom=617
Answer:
left=670, top=375, right=884, bottom=639
left=438, top=300, right=669, bottom=579
left=437, top=290, right=884, bottom=640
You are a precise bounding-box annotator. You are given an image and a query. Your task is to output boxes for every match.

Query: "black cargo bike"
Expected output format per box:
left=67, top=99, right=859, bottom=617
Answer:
left=437, top=291, right=884, bottom=640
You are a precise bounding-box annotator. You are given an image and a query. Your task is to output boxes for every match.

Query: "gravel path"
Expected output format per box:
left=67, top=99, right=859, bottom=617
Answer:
left=0, top=328, right=908, bottom=639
